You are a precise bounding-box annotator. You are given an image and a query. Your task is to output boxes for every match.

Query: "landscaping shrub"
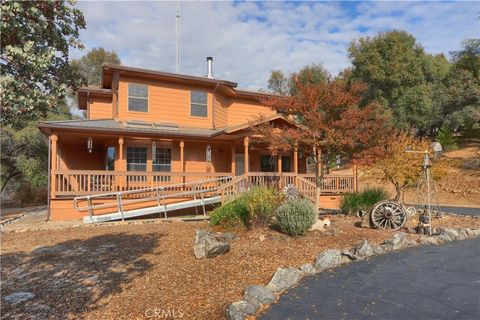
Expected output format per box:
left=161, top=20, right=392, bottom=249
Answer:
left=243, top=186, right=283, bottom=227
left=210, top=197, right=248, bottom=228
left=273, top=197, right=317, bottom=236
left=340, top=188, right=388, bottom=215
left=210, top=187, right=282, bottom=228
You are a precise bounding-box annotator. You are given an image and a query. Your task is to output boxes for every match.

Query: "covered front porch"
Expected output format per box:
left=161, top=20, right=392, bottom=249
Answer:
left=50, top=131, right=356, bottom=196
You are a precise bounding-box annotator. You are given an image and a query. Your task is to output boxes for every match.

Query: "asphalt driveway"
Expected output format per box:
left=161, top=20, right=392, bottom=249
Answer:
left=261, top=238, right=480, bottom=320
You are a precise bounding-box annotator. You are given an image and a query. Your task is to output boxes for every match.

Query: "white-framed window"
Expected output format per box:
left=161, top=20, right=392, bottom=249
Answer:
left=153, top=148, right=171, bottom=172
left=190, top=90, right=207, bottom=117
left=126, top=147, right=147, bottom=171
left=128, top=83, right=148, bottom=112
left=153, top=147, right=171, bottom=182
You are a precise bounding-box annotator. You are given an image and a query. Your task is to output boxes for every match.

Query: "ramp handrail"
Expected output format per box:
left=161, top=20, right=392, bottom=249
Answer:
left=73, top=176, right=232, bottom=219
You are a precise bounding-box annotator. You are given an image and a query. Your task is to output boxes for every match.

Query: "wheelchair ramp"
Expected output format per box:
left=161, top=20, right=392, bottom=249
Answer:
left=82, top=196, right=221, bottom=223
left=75, top=176, right=247, bottom=224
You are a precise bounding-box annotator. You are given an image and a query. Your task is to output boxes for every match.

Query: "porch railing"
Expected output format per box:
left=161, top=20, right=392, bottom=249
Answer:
left=53, top=170, right=233, bottom=196
left=53, top=170, right=356, bottom=197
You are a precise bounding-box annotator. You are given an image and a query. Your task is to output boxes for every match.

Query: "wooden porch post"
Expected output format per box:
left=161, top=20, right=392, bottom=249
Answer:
left=231, top=144, right=236, bottom=175
left=180, top=140, right=185, bottom=184
left=316, top=148, right=322, bottom=209
left=277, top=153, right=282, bottom=174
left=243, top=136, right=249, bottom=176
left=118, top=137, right=125, bottom=190
left=353, top=164, right=358, bottom=193
left=50, top=134, right=58, bottom=198
left=293, top=146, right=298, bottom=187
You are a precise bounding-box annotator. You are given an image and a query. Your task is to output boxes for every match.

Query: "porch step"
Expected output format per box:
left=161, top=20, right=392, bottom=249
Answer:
left=83, top=196, right=221, bottom=224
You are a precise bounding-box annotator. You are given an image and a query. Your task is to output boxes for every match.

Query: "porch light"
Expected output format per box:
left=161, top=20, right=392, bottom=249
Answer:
left=206, top=144, right=212, bottom=162
left=87, top=138, right=93, bottom=153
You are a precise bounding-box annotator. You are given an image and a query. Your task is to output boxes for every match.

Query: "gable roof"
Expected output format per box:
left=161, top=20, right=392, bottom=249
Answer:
left=102, top=64, right=237, bottom=89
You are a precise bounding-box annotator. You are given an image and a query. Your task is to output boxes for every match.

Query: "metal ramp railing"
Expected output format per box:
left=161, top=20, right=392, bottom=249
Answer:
left=74, top=176, right=232, bottom=223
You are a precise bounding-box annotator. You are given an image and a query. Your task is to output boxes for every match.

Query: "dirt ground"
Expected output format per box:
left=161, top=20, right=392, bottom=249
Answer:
left=358, top=138, right=480, bottom=208
left=2, top=214, right=480, bottom=320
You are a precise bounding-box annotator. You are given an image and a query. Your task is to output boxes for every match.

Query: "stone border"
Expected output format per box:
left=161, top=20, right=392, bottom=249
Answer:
left=226, top=226, right=480, bottom=320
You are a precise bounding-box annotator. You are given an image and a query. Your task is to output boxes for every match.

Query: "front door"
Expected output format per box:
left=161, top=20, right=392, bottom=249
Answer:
left=235, top=154, right=245, bottom=176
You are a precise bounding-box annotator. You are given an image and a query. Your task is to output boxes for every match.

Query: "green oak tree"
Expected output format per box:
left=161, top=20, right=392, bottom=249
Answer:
left=71, top=47, right=121, bottom=86
left=1, top=0, right=86, bottom=127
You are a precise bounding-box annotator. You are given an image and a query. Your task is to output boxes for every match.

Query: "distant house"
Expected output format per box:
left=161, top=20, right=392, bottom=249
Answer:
left=39, top=59, right=355, bottom=222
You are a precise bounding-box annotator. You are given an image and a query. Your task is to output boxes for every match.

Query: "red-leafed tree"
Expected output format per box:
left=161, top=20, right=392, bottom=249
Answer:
left=256, top=77, right=394, bottom=204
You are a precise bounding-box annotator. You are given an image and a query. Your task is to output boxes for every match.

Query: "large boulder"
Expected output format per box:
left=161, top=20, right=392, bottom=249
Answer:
left=243, top=285, right=275, bottom=305
left=314, top=249, right=343, bottom=271
left=193, top=229, right=230, bottom=259
left=266, top=267, right=302, bottom=293
left=226, top=300, right=258, bottom=320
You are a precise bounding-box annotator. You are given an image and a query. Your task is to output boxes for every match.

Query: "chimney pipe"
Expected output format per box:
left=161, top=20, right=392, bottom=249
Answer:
left=206, top=57, right=214, bottom=78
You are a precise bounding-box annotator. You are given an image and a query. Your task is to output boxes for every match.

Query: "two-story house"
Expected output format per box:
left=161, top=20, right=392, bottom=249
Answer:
left=39, top=59, right=356, bottom=221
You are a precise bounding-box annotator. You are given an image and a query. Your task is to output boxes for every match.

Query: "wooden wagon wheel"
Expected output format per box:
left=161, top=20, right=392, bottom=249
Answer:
left=370, top=200, right=408, bottom=230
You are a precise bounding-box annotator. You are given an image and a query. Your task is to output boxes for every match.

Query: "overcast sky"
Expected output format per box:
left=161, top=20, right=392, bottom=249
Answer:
left=72, top=1, right=479, bottom=90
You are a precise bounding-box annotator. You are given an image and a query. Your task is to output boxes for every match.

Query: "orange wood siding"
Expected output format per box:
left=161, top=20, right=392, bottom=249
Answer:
left=88, top=96, right=113, bottom=119
left=117, top=76, right=214, bottom=128
left=213, top=93, right=228, bottom=128
left=58, top=145, right=104, bottom=170
left=227, top=97, right=276, bottom=126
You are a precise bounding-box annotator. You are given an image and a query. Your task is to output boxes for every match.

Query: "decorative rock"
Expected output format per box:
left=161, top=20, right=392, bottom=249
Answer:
left=405, top=239, right=419, bottom=247
left=266, top=267, right=301, bottom=293
left=442, top=228, right=459, bottom=241
left=299, top=263, right=316, bottom=274
left=193, top=229, right=230, bottom=259
left=243, top=285, right=275, bottom=305
left=226, top=300, right=258, bottom=320
left=418, top=236, right=439, bottom=245
left=321, top=218, right=331, bottom=227
left=465, top=228, right=475, bottom=238
left=310, top=220, right=326, bottom=232
left=341, top=250, right=358, bottom=260
left=457, top=229, right=468, bottom=240
left=371, top=245, right=385, bottom=255
left=259, top=235, right=266, bottom=242
left=314, top=249, right=343, bottom=271
left=436, top=232, right=452, bottom=242
left=355, top=240, right=374, bottom=258
left=383, top=232, right=408, bottom=250
left=3, top=292, right=35, bottom=304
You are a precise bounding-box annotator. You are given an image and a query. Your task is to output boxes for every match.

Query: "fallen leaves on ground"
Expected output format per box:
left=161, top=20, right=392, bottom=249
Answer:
left=2, top=214, right=479, bottom=319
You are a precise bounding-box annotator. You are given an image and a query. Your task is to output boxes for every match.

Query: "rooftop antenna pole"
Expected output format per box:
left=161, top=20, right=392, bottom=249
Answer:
left=176, top=0, right=180, bottom=73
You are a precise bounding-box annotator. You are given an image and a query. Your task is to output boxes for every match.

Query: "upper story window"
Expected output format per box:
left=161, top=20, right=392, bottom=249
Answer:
left=128, top=83, right=148, bottom=112
left=190, top=90, right=208, bottom=117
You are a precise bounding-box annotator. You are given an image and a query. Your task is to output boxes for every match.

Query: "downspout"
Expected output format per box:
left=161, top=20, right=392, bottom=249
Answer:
left=46, top=135, right=51, bottom=221
left=212, top=82, right=220, bottom=129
